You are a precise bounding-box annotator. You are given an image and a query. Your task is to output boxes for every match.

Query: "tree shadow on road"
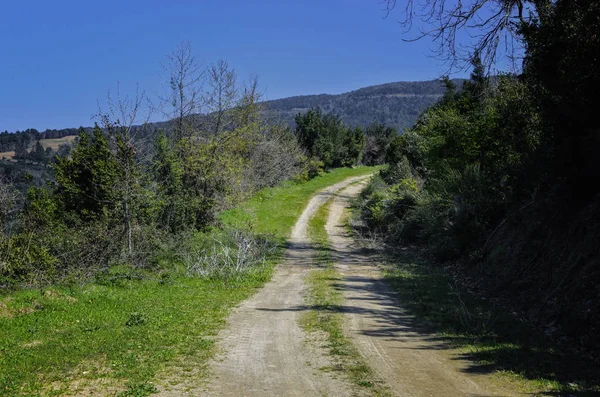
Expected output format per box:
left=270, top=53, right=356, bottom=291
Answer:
left=260, top=241, right=600, bottom=396
left=376, top=248, right=600, bottom=396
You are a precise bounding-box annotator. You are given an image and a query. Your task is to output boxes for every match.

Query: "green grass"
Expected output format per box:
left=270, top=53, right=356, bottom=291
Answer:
left=0, top=167, right=378, bottom=396
left=379, top=249, right=600, bottom=396
left=300, top=198, right=390, bottom=396
left=0, top=275, right=265, bottom=396
left=306, top=197, right=332, bottom=266
left=221, top=166, right=379, bottom=242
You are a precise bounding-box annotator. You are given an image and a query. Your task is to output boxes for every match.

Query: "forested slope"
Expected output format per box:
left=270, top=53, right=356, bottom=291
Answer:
left=263, top=79, right=464, bottom=131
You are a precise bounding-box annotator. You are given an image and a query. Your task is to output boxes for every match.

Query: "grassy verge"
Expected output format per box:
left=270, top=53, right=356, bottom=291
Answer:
left=220, top=166, right=379, bottom=242
left=0, top=274, right=265, bottom=396
left=379, top=248, right=600, bottom=396
left=0, top=167, right=377, bottom=396
left=300, top=198, right=390, bottom=396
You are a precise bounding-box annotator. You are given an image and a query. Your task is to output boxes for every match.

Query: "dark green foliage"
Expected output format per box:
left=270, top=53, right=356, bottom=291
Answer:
left=294, top=108, right=327, bottom=160
left=523, top=0, right=600, bottom=199
left=264, top=79, right=465, bottom=131
left=362, top=123, right=397, bottom=166
left=0, top=74, right=314, bottom=291
left=356, top=0, right=600, bottom=357
left=1, top=124, right=161, bottom=288
left=360, top=69, right=539, bottom=258
left=380, top=155, right=412, bottom=185
left=125, top=312, right=148, bottom=327
left=344, top=127, right=365, bottom=167
left=0, top=129, right=37, bottom=153
left=32, top=141, right=46, bottom=162
left=151, top=131, right=221, bottom=233
left=22, top=186, right=59, bottom=229
left=54, top=126, right=119, bottom=221
left=294, top=108, right=365, bottom=169
left=0, top=233, right=58, bottom=287
left=152, top=132, right=186, bottom=232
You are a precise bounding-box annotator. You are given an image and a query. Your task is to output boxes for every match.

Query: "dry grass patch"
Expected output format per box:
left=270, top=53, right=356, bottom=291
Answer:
left=44, top=356, right=124, bottom=397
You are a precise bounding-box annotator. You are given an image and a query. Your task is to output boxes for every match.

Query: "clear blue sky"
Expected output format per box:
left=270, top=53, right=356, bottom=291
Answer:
left=1, top=0, right=467, bottom=132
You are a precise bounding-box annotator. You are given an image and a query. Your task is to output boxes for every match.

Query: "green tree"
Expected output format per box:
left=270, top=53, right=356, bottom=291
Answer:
left=32, top=141, right=46, bottom=163
left=54, top=126, right=119, bottom=221
left=523, top=0, right=600, bottom=199
left=363, top=123, right=397, bottom=166
left=152, top=131, right=186, bottom=232
left=343, top=127, right=366, bottom=167
left=294, top=108, right=324, bottom=159
left=294, top=108, right=365, bottom=168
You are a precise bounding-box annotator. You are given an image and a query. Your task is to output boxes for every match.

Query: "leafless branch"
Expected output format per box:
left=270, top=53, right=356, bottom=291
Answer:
left=204, top=60, right=238, bottom=135
left=382, top=0, right=537, bottom=72
left=159, top=41, right=205, bottom=141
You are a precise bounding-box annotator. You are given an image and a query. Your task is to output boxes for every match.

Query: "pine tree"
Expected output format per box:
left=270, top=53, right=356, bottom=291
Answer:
left=54, top=126, right=119, bottom=221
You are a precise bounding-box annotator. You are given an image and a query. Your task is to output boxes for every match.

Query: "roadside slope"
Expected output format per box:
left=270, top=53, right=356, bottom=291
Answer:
left=326, top=182, right=522, bottom=397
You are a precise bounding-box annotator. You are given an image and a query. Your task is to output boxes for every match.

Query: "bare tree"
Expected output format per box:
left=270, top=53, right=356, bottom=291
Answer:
left=204, top=60, right=238, bottom=135
left=236, top=75, right=264, bottom=128
left=243, top=124, right=304, bottom=192
left=160, top=41, right=205, bottom=141
left=382, top=0, right=544, bottom=72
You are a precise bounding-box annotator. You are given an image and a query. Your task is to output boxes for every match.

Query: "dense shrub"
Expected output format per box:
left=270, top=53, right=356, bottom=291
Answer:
left=243, top=125, right=306, bottom=191
left=358, top=68, right=537, bottom=259
left=294, top=108, right=365, bottom=169
left=0, top=76, right=309, bottom=290
left=0, top=234, right=58, bottom=288
left=363, top=123, right=398, bottom=166
left=354, top=0, right=600, bottom=351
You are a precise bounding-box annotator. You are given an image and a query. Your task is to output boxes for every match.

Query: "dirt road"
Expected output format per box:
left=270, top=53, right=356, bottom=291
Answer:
left=198, top=175, right=371, bottom=397
left=327, top=182, right=520, bottom=397
left=162, top=176, right=519, bottom=396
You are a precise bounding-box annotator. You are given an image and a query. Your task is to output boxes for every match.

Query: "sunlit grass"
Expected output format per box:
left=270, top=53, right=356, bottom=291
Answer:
left=0, top=276, right=264, bottom=396
left=221, top=166, right=380, bottom=241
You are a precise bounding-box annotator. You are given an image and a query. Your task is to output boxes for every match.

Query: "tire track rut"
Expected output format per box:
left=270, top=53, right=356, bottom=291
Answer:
left=197, top=176, right=371, bottom=397
left=326, top=182, right=522, bottom=397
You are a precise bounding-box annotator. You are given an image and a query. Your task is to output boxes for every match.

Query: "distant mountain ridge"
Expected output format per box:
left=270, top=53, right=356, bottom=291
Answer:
left=263, top=79, right=465, bottom=131
left=2, top=79, right=464, bottom=141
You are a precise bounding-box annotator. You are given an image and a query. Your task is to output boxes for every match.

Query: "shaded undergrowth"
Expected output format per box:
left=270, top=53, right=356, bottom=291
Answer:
left=379, top=247, right=600, bottom=396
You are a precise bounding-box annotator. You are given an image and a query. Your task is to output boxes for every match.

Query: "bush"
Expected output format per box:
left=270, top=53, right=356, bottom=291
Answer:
left=359, top=174, right=419, bottom=234
left=380, top=155, right=413, bottom=185
left=356, top=163, right=496, bottom=260
left=0, top=233, right=58, bottom=288
left=294, top=108, right=365, bottom=169
left=363, top=123, right=397, bottom=166
left=361, top=190, right=388, bottom=229
left=182, top=228, right=277, bottom=279
left=294, top=157, right=324, bottom=182
left=244, top=125, right=305, bottom=190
